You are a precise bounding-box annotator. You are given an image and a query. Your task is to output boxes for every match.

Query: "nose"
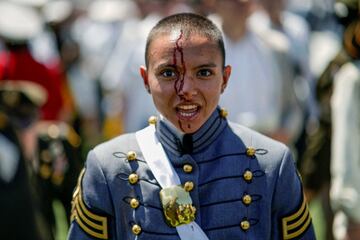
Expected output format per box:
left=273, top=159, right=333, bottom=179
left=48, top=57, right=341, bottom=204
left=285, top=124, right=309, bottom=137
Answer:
left=177, top=76, right=197, bottom=100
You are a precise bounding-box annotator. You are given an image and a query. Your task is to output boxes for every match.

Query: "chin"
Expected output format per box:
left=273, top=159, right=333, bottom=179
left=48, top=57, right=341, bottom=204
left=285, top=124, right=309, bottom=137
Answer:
left=179, top=120, right=202, bottom=134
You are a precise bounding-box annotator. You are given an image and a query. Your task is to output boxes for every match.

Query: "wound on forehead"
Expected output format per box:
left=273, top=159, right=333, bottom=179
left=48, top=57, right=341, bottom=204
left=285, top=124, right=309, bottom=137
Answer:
left=145, top=12, right=225, bottom=68
left=173, top=29, right=186, bottom=95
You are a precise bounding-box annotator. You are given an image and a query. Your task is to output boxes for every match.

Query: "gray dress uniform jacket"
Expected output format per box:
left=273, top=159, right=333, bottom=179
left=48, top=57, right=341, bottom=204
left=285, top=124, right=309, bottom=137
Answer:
left=67, top=107, right=316, bottom=240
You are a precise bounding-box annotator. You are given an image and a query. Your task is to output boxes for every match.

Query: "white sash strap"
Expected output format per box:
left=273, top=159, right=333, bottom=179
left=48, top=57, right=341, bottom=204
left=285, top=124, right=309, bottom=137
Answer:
left=136, top=125, right=209, bottom=240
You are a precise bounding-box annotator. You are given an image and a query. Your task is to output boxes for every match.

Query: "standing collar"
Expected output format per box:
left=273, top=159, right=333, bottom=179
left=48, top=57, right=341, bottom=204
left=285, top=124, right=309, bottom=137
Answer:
left=156, top=107, right=228, bottom=156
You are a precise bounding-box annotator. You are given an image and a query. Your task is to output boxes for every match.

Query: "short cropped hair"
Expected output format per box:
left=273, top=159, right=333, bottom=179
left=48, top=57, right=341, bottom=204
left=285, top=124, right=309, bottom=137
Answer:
left=145, top=13, right=225, bottom=68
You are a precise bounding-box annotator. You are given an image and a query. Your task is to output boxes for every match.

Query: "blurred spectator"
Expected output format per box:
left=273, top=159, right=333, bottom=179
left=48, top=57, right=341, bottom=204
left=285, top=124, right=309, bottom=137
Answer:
left=330, top=0, right=360, bottom=239
left=250, top=0, right=319, bottom=167
left=300, top=0, right=359, bottom=239
left=0, top=4, right=53, bottom=238
left=0, top=80, right=52, bottom=240
left=213, top=0, right=302, bottom=146
left=0, top=2, right=63, bottom=121
left=0, top=2, right=82, bottom=238
left=70, top=0, right=139, bottom=140
left=35, top=0, right=78, bottom=123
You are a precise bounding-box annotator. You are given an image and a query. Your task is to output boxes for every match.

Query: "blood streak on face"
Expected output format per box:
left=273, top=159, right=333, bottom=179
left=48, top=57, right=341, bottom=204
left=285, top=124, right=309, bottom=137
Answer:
left=173, top=30, right=186, bottom=96
left=173, top=30, right=187, bottom=132
left=141, top=30, right=231, bottom=135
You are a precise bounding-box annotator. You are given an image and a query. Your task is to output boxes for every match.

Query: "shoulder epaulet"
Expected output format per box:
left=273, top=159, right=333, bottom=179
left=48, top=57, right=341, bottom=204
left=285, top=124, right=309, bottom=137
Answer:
left=71, top=168, right=109, bottom=239
left=281, top=195, right=312, bottom=239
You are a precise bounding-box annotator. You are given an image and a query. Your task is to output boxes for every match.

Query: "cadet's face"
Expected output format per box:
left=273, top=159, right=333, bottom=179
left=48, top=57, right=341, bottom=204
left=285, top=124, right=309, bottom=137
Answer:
left=141, top=31, right=231, bottom=133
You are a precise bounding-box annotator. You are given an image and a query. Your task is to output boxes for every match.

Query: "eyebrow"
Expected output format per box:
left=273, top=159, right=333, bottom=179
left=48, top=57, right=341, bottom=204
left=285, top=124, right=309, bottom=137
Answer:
left=154, top=63, right=177, bottom=70
left=195, top=63, right=217, bottom=69
left=154, top=62, right=218, bottom=71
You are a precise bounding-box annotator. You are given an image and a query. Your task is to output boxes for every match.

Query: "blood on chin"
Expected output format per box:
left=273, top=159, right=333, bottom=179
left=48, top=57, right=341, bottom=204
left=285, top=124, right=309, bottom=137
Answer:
left=176, top=111, right=201, bottom=133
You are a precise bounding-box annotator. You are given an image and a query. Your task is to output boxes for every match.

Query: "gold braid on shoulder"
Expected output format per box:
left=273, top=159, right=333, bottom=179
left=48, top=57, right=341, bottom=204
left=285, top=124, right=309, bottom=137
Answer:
left=71, top=168, right=109, bottom=239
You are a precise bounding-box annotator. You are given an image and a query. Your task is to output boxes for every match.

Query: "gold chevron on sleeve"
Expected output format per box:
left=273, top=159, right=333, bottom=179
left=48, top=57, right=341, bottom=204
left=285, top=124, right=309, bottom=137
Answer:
left=70, top=168, right=109, bottom=239
left=282, top=196, right=312, bottom=239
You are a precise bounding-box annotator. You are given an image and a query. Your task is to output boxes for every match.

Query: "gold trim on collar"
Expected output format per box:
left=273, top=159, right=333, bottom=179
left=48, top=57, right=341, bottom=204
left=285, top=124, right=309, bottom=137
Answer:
left=71, top=168, right=109, bottom=239
left=282, top=196, right=312, bottom=239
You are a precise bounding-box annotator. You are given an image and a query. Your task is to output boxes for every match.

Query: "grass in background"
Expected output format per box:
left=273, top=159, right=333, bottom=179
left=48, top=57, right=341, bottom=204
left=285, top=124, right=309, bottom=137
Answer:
left=310, top=196, right=326, bottom=240
left=53, top=200, right=68, bottom=240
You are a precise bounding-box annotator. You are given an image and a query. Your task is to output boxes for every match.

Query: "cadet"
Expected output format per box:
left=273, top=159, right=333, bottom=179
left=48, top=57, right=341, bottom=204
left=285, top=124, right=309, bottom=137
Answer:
left=68, top=13, right=316, bottom=239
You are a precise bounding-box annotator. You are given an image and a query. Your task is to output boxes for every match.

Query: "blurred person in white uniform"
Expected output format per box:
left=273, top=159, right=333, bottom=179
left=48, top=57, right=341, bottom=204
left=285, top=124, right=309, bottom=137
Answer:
left=214, top=0, right=302, bottom=146
left=68, top=0, right=139, bottom=142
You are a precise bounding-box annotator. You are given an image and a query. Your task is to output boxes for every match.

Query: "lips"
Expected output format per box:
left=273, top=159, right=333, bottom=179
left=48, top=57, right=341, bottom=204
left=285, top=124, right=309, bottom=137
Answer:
left=176, top=104, right=200, bottom=120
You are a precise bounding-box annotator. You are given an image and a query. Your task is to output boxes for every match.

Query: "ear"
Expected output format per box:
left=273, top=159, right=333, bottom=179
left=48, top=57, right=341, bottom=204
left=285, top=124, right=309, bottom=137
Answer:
left=221, top=65, right=231, bottom=93
left=140, top=66, right=150, bottom=94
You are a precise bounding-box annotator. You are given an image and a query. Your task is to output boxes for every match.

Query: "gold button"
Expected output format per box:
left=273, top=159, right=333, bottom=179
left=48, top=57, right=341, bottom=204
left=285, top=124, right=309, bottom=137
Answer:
left=246, top=147, right=256, bottom=157
left=240, top=220, right=250, bottom=230
left=128, top=173, right=139, bottom=185
left=183, top=164, right=193, bottom=173
left=40, top=164, right=52, bottom=179
left=184, top=181, right=194, bottom=192
left=243, top=170, right=253, bottom=182
left=220, top=108, right=228, bottom=118
left=148, top=116, right=157, bottom=125
left=132, top=224, right=142, bottom=235
left=130, top=198, right=139, bottom=209
left=127, top=151, right=137, bottom=161
left=242, top=194, right=252, bottom=205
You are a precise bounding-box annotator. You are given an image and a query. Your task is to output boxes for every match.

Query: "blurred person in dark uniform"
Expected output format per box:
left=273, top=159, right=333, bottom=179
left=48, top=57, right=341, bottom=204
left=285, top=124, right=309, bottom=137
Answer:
left=0, top=2, right=82, bottom=238
left=300, top=1, right=359, bottom=239
left=0, top=78, right=52, bottom=240
left=0, top=3, right=55, bottom=239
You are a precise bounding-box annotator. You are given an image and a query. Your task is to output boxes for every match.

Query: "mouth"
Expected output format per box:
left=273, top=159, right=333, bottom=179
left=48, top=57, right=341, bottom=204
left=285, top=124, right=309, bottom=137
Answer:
left=176, top=104, right=200, bottom=120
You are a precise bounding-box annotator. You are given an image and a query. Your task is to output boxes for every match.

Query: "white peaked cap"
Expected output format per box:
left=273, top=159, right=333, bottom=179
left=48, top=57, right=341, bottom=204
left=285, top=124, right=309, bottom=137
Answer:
left=0, top=2, right=43, bottom=42
left=42, top=0, right=74, bottom=23
left=0, top=80, right=48, bottom=107
left=88, top=0, right=139, bottom=22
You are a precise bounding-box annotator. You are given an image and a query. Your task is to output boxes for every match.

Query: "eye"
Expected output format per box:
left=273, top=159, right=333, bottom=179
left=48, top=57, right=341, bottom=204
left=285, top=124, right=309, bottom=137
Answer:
left=160, top=69, right=177, bottom=78
left=197, top=69, right=212, bottom=77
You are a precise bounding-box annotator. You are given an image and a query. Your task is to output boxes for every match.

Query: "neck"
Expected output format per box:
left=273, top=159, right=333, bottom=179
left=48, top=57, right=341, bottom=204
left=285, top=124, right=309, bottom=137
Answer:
left=157, top=107, right=227, bottom=155
left=222, top=21, right=247, bottom=42
left=160, top=115, right=185, bottom=138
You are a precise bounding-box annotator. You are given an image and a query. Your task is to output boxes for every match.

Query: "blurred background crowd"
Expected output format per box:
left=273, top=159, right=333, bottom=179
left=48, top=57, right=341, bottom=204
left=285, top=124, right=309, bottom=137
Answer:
left=0, top=0, right=359, bottom=239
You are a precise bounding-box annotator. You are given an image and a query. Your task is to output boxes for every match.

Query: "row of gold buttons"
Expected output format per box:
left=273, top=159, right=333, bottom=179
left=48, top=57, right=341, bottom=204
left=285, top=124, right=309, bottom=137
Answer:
left=136, top=112, right=154, bottom=228
left=125, top=150, right=142, bottom=235
left=240, top=147, right=257, bottom=231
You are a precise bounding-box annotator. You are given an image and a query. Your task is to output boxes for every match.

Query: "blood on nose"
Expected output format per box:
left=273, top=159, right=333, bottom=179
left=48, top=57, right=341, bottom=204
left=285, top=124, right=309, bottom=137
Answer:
left=179, top=76, right=197, bottom=99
